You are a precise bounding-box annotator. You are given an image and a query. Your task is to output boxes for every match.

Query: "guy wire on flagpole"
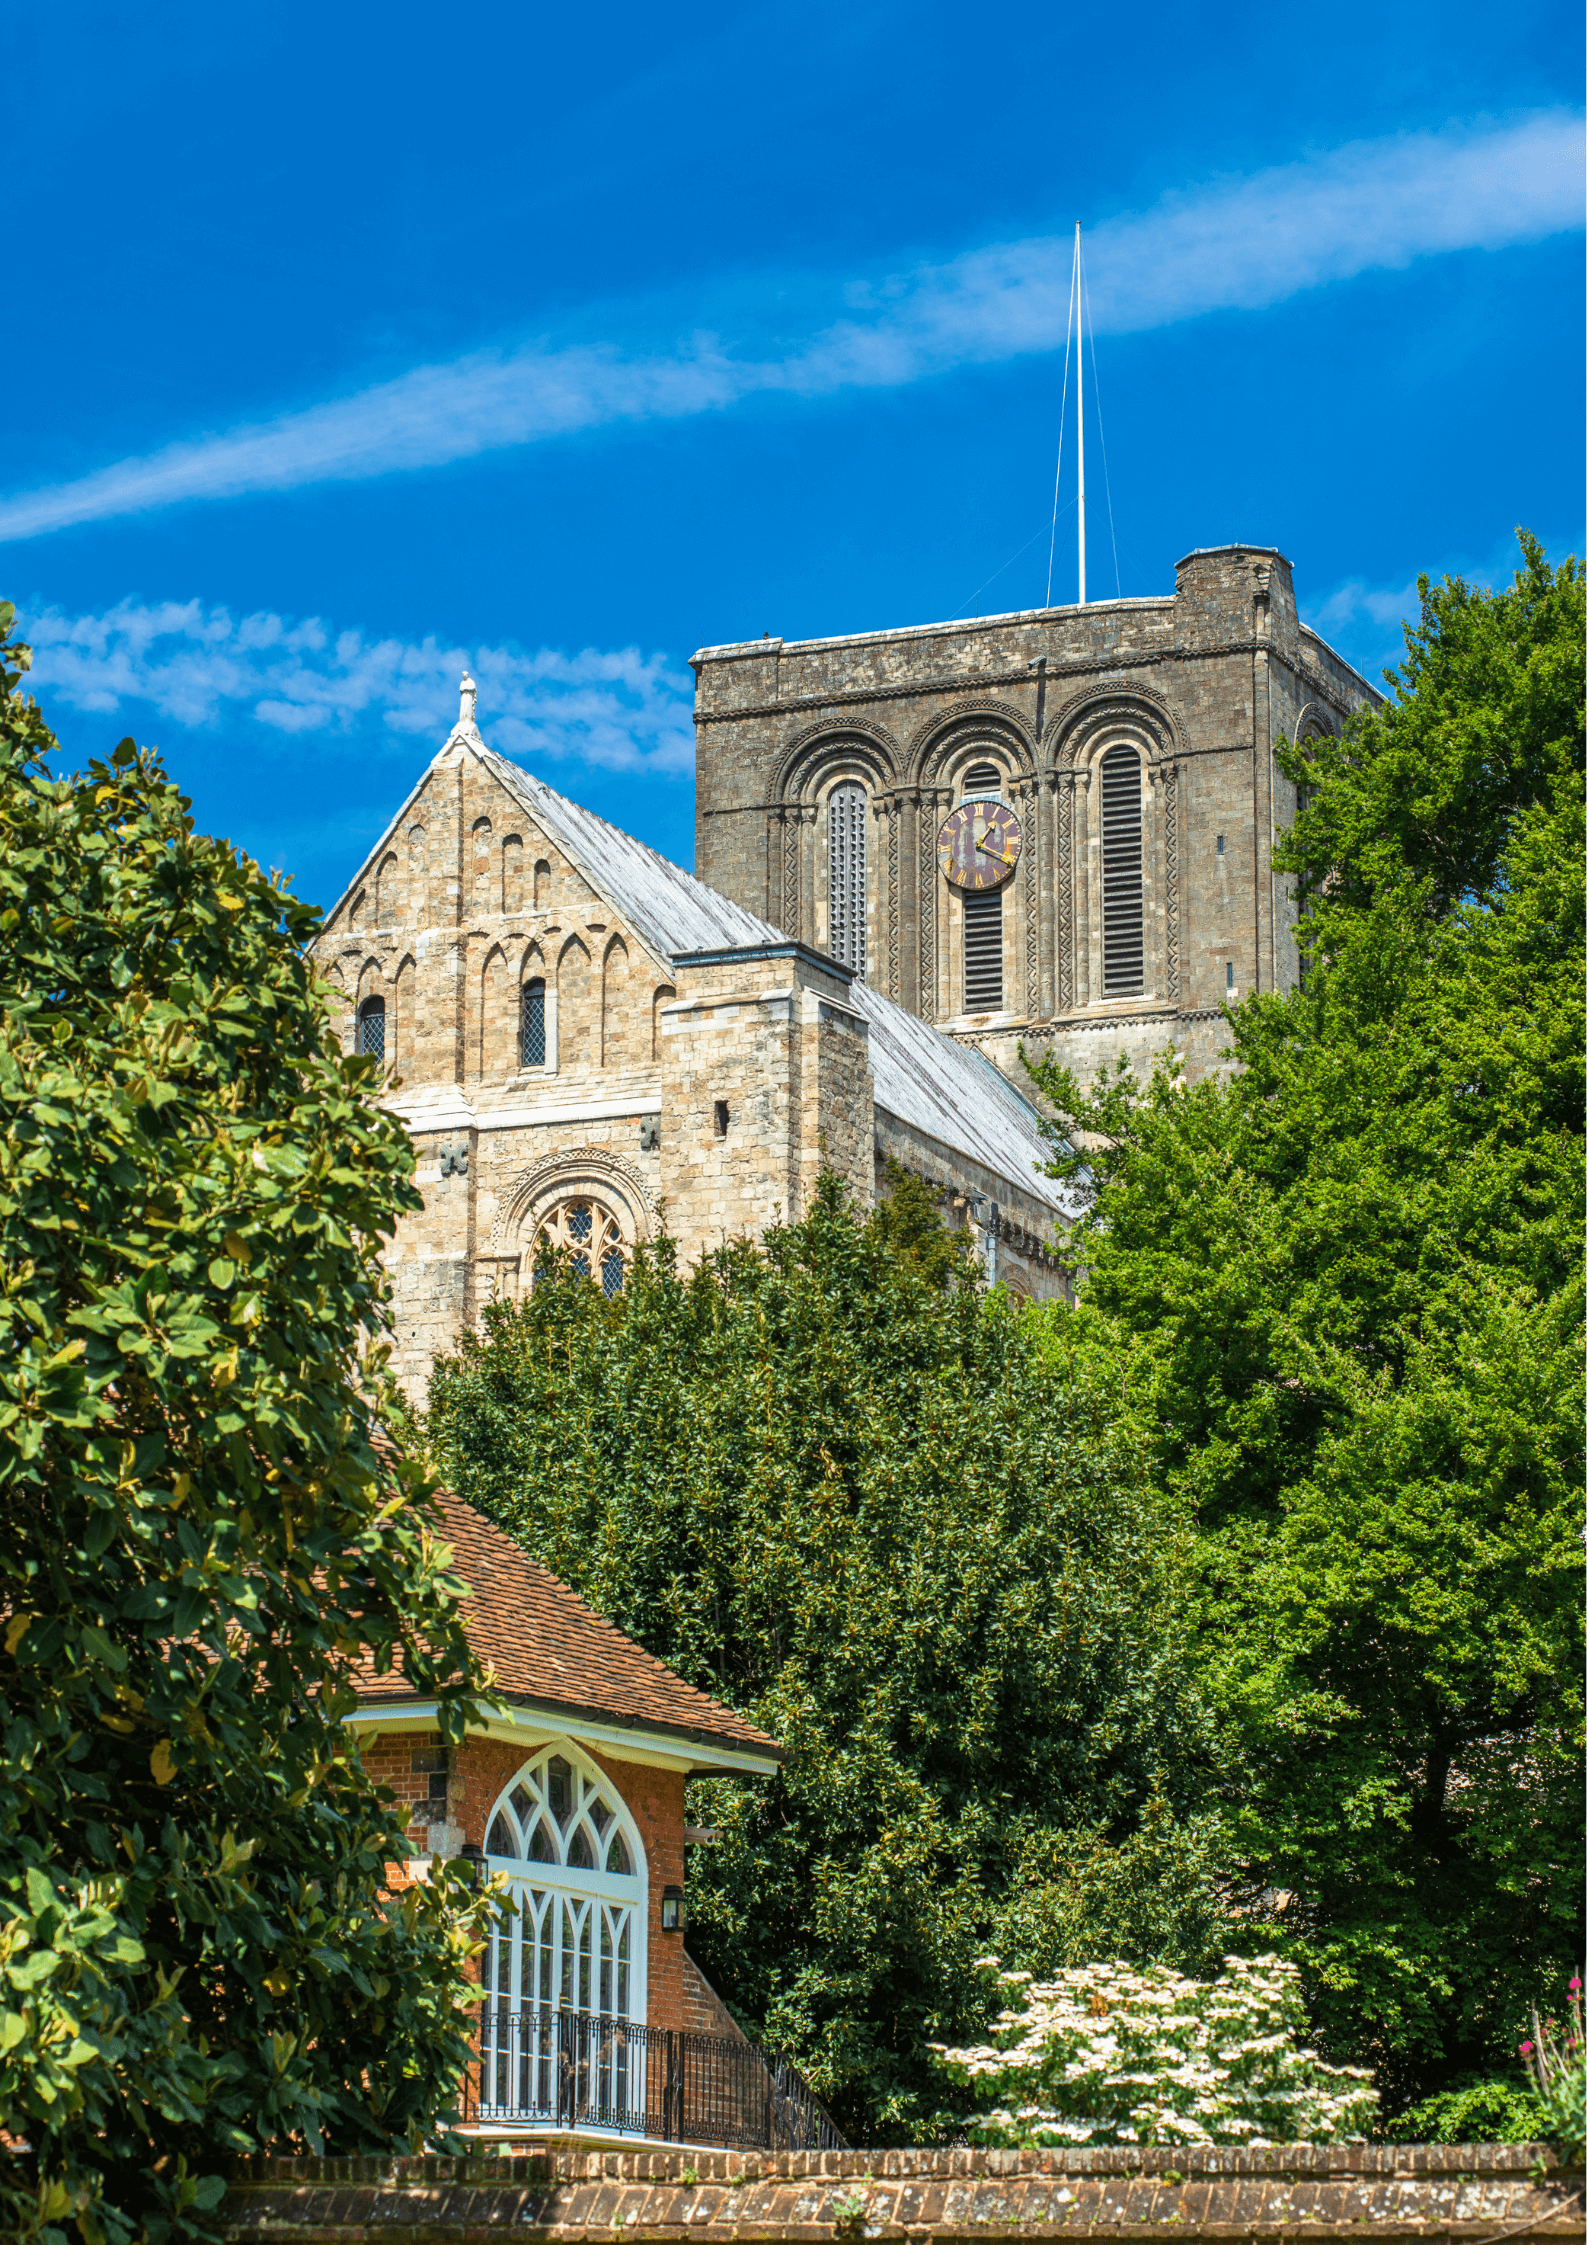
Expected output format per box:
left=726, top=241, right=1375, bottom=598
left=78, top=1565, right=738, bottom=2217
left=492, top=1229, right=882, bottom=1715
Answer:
left=1078, top=231, right=1122, bottom=599
left=1043, top=231, right=1080, bottom=610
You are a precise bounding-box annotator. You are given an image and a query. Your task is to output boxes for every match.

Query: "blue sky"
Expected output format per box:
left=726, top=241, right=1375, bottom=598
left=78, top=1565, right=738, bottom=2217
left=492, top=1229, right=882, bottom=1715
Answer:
left=7, top=0, right=1583, bottom=908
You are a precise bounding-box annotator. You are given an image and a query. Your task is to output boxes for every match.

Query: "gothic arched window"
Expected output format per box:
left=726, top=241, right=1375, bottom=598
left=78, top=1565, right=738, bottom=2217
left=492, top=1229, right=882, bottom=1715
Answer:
left=534, top=1197, right=626, bottom=1297
left=828, top=782, right=867, bottom=978
left=1100, top=746, right=1145, bottom=996
left=480, top=1748, right=646, bottom=2118
left=521, top=977, right=546, bottom=1067
left=356, top=994, right=386, bottom=1057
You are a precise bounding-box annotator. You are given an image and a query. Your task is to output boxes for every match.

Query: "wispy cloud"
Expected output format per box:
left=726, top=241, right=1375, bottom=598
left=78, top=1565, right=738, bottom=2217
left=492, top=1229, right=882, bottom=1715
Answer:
left=22, top=599, right=695, bottom=776
left=2, top=112, right=1580, bottom=544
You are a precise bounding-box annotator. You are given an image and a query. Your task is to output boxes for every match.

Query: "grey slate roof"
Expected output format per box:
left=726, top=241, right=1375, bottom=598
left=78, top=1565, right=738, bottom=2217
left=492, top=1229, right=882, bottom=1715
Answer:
left=463, top=734, right=1062, bottom=1217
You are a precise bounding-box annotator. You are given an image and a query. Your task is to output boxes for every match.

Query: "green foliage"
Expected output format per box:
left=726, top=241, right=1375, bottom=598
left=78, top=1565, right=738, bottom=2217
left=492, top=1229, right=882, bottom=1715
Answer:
left=0, top=608, right=490, bottom=2244
left=1389, top=2078, right=1549, bottom=2147
left=1023, top=536, right=1585, bottom=2112
left=427, top=1179, right=1222, bottom=2141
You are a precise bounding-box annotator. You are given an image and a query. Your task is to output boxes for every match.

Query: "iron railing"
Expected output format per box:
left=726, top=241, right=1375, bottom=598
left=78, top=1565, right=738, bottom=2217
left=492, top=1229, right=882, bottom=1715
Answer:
left=463, top=2006, right=846, bottom=2150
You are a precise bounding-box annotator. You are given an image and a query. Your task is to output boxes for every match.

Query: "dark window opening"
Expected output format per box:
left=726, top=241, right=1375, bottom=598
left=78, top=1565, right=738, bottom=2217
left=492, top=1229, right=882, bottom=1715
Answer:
left=1100, top=747, right=1144, bottom=995
left=713, top=1099, right=730, bottom=1137
left=963, top=888, right=1003, bottom=1011
left=521, top=977, right=546, bottom=1066
left=961, top=759, right=1002, bottom=801
left=357, top=995, right=386, bottom=1058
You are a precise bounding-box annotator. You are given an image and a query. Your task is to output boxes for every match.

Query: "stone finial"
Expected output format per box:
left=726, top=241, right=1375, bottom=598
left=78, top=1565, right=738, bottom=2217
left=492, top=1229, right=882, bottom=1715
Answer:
left=459, top=672, right=477, bottom=725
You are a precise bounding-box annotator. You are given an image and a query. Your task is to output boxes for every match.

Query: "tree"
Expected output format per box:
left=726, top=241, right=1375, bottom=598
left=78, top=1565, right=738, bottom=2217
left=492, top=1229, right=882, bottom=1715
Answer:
left=427, top=1179, right=1224, bottom=2141
left=0, top=608, right=488, bottom=2245
left=1023, top=535, right=1584, bottom=2112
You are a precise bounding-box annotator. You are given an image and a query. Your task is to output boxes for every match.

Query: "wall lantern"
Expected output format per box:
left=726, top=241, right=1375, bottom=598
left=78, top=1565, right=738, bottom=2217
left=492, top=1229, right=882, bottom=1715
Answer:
left=661, top=1885, right=685, bottom=1932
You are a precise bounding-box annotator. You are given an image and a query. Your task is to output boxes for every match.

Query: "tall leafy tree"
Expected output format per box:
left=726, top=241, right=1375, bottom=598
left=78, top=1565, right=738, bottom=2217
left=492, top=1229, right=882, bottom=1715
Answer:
left=427, top=1173, right=1224, bottom=2141
left=0, top=609, right=488, bottom=2245
left=1025, top=535, right=1584, bottom=2110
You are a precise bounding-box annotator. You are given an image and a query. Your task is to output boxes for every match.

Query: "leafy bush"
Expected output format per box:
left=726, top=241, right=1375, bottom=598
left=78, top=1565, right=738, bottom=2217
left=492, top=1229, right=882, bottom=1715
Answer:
left=932, top=1954, right=1377, bottom=2146
left=427, top=1174, right=1225, bottom=2141
left=0, top=608, right=489, bottom=2245
left=1390, top=2079, right=1548, bottom=2146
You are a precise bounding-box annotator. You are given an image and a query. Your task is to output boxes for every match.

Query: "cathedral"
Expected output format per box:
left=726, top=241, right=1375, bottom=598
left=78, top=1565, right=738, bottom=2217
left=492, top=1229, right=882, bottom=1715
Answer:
left=314, top=542, right=1378, bottom=1401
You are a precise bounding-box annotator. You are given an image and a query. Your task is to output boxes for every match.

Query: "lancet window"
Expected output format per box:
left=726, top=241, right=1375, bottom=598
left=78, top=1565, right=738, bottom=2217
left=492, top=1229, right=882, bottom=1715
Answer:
left=357, top=994, right=386, bottom=1057
left=828, top=782, right=867, bottom=977
left=1100, top=746, right=1145, bottom=995
left=521, top=978, right=546, bottom=1067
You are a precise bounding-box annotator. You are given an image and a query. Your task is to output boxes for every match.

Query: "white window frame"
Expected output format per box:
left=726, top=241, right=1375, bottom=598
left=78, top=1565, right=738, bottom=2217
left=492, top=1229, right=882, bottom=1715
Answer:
left=481, top=1740, right=648, bottom=2027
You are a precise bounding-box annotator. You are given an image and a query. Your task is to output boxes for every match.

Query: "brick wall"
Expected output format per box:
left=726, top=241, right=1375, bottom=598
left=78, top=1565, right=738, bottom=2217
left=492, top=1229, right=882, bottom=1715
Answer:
left=221, top=2141, right=1585, bottom=2243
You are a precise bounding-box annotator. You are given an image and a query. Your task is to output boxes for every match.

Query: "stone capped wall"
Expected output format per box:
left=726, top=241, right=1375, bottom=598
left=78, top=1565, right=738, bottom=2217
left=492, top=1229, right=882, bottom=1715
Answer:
left=221, top=2140, right=1584, bottom=2243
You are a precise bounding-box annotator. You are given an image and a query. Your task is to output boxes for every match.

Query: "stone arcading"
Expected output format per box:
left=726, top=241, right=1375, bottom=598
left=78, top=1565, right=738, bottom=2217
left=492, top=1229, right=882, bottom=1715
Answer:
left=770, top=715, right=902, bottom=802
left=1047, top=680, right=1183, bottom=765
left=492, top=1147, right=658, bottom=1255
left=908, top=697, right=1039, bottom=785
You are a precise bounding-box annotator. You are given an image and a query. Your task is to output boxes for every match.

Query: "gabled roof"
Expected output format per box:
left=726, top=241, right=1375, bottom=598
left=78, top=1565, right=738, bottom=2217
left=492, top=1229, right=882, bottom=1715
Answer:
left=357, top=1488, right=783, bottom=1771
left=329, top=710, right=1064, bottom=1218
left=470, top=734, right=1063, bottom=1217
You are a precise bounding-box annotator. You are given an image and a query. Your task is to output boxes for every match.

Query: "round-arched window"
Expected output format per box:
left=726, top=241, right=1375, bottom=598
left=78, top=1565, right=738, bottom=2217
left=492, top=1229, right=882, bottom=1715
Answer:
left=960, top=760, right=1003, bottom=802
left=534, top=1197, right=626, bottom=1296
left=482, top=1749, right=645, bottom=2036
left=357, top=994, right=386, bottom=1057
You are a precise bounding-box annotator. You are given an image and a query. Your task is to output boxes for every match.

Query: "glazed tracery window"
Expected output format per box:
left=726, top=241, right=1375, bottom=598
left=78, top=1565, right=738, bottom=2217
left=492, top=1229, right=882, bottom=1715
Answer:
left=533, top=1197, right=626, bottom=1297
left=483, top=1752, right=642, bottom=2034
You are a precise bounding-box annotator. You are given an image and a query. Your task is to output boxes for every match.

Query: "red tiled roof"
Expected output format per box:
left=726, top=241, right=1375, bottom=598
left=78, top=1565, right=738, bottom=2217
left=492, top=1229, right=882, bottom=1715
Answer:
left=359, top=1488, right=783, bottom=1766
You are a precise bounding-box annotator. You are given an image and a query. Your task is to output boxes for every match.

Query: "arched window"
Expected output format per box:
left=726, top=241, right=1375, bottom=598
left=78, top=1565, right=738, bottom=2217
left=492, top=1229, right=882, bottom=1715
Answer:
left=828, top=782, right=866, bottom=978
left=521, top=977, right=546, bottom=1067
left=534, top=1197, right=626, bottom=1297
left=961, top=760, right=1002, bottom=801
left=1100, top=746, right=1144, bottom=996
left=963, top=889, right=1003, bottom=1011
left=480, top=1747, right=646, bottom=2120
left=356, top=994, right=386, bottom=1057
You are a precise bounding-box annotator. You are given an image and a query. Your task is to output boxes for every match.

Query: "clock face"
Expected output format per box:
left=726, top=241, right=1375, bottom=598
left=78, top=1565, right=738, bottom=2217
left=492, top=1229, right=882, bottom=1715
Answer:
left=937, top=800, right=1023, bottom=891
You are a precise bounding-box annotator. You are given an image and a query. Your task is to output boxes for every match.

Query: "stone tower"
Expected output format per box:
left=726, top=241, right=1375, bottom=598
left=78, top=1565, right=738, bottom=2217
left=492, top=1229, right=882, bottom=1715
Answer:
left=690, top=545, right=1380, bottom=1088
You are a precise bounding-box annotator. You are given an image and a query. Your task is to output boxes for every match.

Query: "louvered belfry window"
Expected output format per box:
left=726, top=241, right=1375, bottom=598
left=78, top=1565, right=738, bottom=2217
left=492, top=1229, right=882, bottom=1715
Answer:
left=828, top=782, right=867, bottom=977
left=963, top=888, right=1003, bottom=1011
left=1100, top=746, right=1145, bottom=995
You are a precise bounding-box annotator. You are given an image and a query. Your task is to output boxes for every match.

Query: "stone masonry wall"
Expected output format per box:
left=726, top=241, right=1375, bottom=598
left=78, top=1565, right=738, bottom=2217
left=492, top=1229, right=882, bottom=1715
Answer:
left=691, top=547, right=1380, bottom=1090
left=659, top=946, right=872, bottom=1265
left=221, top=2141, right=1584, bottom=2244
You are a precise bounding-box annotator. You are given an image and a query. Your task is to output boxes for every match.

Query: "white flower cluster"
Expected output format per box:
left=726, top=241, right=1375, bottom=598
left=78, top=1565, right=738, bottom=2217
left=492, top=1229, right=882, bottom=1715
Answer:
left=931, top=1955, right=1376, bottom=2148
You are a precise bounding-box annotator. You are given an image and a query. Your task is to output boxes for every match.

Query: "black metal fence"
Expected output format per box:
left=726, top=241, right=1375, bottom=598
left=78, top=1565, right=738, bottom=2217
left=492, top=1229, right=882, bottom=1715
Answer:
left=463, top=2007, right=846, bottom=2151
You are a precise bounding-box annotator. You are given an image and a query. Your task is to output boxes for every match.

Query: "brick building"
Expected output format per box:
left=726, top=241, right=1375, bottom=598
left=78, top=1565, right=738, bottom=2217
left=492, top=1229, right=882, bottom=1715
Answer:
left=691, top=544, right=1381, bottom=1090
left=314, top=687, right=1070, bottom=1403
left=354, top=1488, right=781, bottom=2093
